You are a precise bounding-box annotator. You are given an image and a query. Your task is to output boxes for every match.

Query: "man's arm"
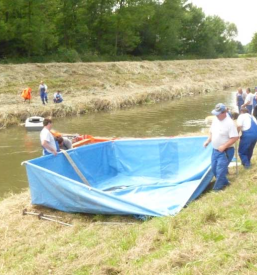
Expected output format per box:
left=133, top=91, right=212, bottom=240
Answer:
left=41, top=140, right=57, bottom=156
left=237, top=126, right=242, bottom=134
left=242, top=102, right=250, bottom=107
left=242, top=96, right=250, bottom=107
left=204, top=133, right=212, bottom=147
left=218, top=137, right=239, bottom=152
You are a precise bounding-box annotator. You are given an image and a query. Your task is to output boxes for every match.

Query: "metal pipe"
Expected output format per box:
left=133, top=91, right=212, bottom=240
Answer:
left=22, top=209, right=72, bottom=227
left=38, top=214, right=72, bottom=227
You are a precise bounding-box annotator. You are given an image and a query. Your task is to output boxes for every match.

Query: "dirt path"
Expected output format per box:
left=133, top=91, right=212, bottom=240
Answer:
left=1, top=58, right=257, bottom=128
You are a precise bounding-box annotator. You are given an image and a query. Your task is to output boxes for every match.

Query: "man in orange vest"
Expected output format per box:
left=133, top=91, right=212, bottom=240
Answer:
left=21, top=88, right=32, bottom=103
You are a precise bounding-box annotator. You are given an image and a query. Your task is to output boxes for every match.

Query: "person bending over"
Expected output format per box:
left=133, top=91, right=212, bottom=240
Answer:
left=204, top=103, right=239, bottom=191
left=56, top=136, right=72, bottom=150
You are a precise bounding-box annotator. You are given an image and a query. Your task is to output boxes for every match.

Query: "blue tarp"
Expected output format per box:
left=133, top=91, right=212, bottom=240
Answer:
left=23, top=136, right=213, bottom=217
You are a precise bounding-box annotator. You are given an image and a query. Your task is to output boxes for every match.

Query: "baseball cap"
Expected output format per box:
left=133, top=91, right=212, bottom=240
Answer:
left=211, top=103, right=226, bottom=116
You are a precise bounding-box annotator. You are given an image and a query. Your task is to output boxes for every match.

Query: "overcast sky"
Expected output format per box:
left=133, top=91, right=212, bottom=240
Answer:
left=189, top=0, right=257, bottom=45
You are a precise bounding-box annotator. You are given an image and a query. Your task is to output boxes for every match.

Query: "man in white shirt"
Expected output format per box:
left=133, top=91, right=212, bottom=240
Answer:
left=40, top=118, right=57, bottom=156
left=204, top=103, right=239, bottom=190
left=242, top=88, right=253, bottom=114
left=237, top=107, right=257, bottom=168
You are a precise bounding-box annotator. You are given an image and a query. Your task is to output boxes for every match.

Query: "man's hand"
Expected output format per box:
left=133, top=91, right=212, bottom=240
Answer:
left=52, top=149, right=57, bottom=156
left=203, top=140, right=210, bottom=148
left=218, top=145, right=227, bottom=152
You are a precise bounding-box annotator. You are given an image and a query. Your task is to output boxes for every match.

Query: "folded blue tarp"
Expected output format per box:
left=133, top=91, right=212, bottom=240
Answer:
left=23, top=137, right=213, bottom=217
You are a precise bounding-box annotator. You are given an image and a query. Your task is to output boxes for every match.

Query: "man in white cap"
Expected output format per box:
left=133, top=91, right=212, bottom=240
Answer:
left=204, top=103, right=239, bottom=190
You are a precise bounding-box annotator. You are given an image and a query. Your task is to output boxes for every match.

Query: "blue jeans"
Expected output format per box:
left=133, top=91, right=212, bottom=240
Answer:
left=40, top=91, right=46, bottom=104
left=211, top=148, right=234, bottom=190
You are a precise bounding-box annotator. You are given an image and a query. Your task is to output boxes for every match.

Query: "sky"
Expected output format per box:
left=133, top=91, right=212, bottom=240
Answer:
left=189, top=0, right=257, bottom=45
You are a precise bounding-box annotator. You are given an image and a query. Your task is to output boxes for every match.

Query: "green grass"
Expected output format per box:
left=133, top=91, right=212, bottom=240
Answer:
left=1, top=155, right=257, bottom=274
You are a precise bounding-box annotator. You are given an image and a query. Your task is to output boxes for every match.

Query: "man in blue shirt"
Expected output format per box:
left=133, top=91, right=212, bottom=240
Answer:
left=53, top=91, right=63, bottom=103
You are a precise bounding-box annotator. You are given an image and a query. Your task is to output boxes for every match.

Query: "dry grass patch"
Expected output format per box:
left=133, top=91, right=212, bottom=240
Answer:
left=1, top=153, right=257, bottom=274
left=1, top=58, right=257, bottom=128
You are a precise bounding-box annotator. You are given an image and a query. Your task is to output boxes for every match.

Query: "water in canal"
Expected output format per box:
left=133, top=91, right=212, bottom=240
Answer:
left=0, top=90, right=237, bottom=197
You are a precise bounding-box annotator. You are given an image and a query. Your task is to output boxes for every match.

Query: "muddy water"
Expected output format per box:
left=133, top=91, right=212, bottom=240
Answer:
left=0, top=91, right=237, bottom=197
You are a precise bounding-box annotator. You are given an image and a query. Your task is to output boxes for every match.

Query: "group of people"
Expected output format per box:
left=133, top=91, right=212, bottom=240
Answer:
left=204, top=101, right=257, bottom=191
left=21, top=81, right=64, bottom=104
left=40, top=118, right=72, bottom=156
left=236, top=87, right=257, bottom=117
left=39, top=93, right=257, bottom=193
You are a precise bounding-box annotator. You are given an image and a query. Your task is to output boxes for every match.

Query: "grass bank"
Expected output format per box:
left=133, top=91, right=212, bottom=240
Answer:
left=1, top=154, right=257, bottom=275
left=1, top=58, right=257, bottom=129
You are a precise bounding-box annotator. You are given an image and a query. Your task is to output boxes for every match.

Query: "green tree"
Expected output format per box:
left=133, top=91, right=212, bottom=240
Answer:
left=179, top=3, right=205, bottom=56
left=152, top=0, right=185, bottom=55
left=249, top=33, right=257, bottom=53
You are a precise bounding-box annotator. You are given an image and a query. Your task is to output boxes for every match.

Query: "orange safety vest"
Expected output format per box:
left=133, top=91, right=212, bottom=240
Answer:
left=21, top=88, right=32, bottom=100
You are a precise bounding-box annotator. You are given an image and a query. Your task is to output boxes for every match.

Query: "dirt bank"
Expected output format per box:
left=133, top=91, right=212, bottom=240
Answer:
left=1, top=58, right=257, bottom=128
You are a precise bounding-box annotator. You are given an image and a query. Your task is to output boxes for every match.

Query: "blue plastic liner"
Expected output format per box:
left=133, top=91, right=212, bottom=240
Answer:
left=23, top=136, right=213, bottom=216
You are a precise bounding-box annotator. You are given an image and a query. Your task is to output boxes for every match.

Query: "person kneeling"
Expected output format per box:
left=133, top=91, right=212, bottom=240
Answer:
left=237, top=107, right=257, bottom=169
left=53, top=91, right=63, bottom=103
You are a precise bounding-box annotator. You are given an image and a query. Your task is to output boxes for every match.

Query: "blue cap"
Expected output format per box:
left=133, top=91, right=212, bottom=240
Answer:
left=211, top=103, right=226, bottom=116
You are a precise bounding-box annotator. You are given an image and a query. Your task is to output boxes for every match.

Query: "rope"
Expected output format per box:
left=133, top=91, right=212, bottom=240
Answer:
left=62, top=150, right=91, bottom=187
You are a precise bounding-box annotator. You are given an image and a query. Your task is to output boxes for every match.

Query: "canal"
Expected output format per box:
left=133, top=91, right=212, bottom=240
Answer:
left=0, top=90, right=236, bottom=197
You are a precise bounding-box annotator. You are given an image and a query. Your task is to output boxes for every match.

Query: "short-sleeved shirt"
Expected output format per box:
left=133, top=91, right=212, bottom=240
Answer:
left=40, top=127, right=57, bottom=154
left=210, top=114, right=239, bottom=150
left=245, top=93, right=253, bottom=105
left=237, top=113, right=257, bottom=131
left=39, top=84, right=48, bottom=93
left=62, top=137, right=72, bottom=150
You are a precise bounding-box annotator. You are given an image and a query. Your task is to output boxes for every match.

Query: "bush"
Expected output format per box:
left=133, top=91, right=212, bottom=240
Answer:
left=57, top=48, right=81, bottom=63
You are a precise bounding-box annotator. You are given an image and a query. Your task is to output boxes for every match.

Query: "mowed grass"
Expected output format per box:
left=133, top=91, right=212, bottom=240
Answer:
left=1, top=153, right=257, bottom=275
left=1, top=58, right=257, bottom=128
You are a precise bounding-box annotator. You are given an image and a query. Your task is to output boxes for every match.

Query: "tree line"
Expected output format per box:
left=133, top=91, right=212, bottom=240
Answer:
left=0, top=0, right=243, bottom=62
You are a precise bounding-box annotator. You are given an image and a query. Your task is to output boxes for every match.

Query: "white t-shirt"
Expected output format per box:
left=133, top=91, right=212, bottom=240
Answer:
left=39, top=84, right=48, bottom=92
left=245, top=93, right=253, bottom=105
left=210, top=115, right=239, bottom=150
left=237, top=113, right=257, bottom=131
left=40, top=127, right=57, bottom=154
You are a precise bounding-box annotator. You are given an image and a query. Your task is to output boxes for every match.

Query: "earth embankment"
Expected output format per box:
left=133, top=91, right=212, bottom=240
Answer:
left=1, top=58, right=257, bottom=128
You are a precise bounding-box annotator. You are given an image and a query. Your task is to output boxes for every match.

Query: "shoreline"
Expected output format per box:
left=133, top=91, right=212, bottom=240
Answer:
left=1, top=58, right=257, bottom=129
